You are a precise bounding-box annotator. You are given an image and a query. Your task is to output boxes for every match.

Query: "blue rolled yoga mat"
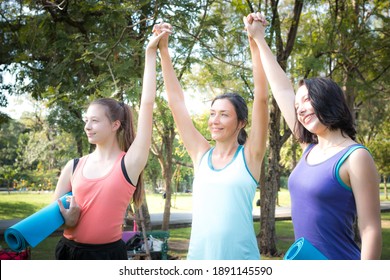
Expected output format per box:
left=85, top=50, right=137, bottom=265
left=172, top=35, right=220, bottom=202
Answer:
left=284, top=237, right=328, bottom=260
left=4, top=192, right=72, bottom=252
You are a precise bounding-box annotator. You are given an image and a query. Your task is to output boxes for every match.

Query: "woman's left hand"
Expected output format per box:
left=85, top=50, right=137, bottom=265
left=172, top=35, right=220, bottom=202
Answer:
left=147, top=22, right=172, bottom=51
left=58, top=195, right=80, bottom=228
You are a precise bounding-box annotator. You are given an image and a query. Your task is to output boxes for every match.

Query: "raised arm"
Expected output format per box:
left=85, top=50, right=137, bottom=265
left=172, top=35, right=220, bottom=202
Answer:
left=125, top=31, right=167, bottom=184
left=156, top=23, right=210, bottom=165
left=242, top=14, right=269, bottom=181
left=246, top=13, right=298, bottom=139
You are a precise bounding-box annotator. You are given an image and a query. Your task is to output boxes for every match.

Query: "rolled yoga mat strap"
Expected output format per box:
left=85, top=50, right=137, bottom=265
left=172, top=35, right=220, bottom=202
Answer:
left=284, top=237, right=328, bottom=260
left=5, top=192, right=72, bottom=252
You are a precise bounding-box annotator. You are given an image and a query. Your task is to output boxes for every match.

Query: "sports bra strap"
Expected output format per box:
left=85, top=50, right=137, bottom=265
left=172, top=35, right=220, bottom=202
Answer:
left=335, top=144, right=367, bottom=190
left=72, top=158, right=80, bottom=174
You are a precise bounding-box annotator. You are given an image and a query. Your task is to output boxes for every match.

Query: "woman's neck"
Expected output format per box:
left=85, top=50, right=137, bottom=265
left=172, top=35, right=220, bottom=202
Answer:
left=213, top=142, right=240, bottom=158
left=315, top=130, right=354, bottom=155
left=92, top=143, right=122, bottom=161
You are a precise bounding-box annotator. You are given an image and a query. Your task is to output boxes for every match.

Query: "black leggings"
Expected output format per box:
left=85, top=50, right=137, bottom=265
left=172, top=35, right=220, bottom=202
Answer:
left=55, top=236, right=127, bottom=260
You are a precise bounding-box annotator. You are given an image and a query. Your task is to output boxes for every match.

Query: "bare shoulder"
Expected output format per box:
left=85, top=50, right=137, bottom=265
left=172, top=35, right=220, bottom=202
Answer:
left=348, top=146, right=375, bottom=164
left=347, top=146, right=379, bottom=182
left=63, top=158, right=76, bottom=172
left=53, top=158, right=75, bottom=201
left=192, top=144, right=211, bottom=168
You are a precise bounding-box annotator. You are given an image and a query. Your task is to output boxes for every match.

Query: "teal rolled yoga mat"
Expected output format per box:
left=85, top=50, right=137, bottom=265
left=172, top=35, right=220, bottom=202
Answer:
left=284, top=237, right=328, bottom=260
left=4, top=192, right=72, bottom=252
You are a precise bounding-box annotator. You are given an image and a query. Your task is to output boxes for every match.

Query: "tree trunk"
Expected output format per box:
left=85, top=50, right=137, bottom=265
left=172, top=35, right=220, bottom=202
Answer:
left=76, top=132, right=83, bottom=157
left=158, top=125, right=175, bottom=231
left=140, top=195, right=151, bottom=231
left=161, top=160, right=173, bottom=231
left=259, top=99, right=281, bottom=256
left=258, top=0, right=303, bottom=257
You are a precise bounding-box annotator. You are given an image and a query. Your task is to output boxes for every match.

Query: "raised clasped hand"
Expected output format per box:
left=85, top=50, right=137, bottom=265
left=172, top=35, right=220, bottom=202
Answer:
left=152, top=22, right=172, bottom=49
left=243, top=12, right=268, bottom=38
left=147, top=22, right=172, bottom=50
left=152, top=22, right=173, bottom=35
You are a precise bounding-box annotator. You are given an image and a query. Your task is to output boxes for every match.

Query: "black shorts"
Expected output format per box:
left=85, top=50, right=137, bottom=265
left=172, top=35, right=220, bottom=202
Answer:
left=55, top=236, right=127, bottom=260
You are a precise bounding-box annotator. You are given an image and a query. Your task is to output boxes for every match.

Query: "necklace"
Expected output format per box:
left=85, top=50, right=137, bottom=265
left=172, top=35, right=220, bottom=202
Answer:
left=318, top=138, right=348, bottom=155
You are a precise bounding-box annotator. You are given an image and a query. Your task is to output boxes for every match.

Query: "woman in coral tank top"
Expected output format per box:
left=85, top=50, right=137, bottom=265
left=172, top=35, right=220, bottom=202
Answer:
left=52, top=28, right=170, bottom=260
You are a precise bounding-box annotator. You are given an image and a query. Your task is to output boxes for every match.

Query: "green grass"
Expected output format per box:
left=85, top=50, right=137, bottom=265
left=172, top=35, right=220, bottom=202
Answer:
left=145, top=192, right=194, bottom=213
left=0, top=189, right=292, bottom=219
left=382, top=212, right=390, bottom=259
left=0, top=192, right=54, bottom=220
left=3, top=215, right=388, bottom=260
left=1, top=191, right=389, bottom=260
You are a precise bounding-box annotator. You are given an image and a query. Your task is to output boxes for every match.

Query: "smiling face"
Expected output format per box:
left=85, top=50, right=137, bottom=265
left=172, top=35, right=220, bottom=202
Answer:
left=295, top=85, right=327, bottom=135
left=83, top=104, right=119, bottom=145
left=208, top=98, right=243, bottom=143
left=294, top=78, right=357, bottom=143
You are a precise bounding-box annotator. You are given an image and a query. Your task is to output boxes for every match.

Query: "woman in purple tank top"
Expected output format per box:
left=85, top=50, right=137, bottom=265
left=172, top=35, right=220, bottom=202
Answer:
left=245, top=12, right=382, bottom=259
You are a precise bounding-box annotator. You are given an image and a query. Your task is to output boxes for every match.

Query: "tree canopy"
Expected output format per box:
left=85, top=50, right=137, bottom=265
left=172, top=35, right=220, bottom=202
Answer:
left=1, top=0, right=389, bottom=256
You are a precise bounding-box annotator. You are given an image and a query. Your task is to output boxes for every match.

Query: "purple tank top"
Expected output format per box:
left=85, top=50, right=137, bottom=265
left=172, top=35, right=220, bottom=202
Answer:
left=288, top=144, right=365, bottom=259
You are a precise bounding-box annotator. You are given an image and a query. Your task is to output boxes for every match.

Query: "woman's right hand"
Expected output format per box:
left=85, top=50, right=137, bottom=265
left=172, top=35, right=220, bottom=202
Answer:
left=152, top=22, right=172, bottom=50
left=243, top=12, right=268, bottom=40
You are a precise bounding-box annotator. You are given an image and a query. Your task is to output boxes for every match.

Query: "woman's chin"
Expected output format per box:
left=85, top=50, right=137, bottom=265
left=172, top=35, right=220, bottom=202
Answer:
left=87, top=139, right=97, bottom=145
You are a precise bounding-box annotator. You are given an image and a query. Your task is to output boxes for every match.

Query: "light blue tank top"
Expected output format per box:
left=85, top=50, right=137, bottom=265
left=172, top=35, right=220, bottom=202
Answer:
left=187, top=145, right=260, bottom=260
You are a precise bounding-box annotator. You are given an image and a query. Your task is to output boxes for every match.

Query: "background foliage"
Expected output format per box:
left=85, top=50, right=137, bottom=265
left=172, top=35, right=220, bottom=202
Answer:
left=1, top=0, right=389, bottom=256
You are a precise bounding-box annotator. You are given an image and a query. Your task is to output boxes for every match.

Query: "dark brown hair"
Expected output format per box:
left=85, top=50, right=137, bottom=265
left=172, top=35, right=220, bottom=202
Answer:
left=211, top=93, right=248, bottom=145
left=295, top=78, right=356, bottom=144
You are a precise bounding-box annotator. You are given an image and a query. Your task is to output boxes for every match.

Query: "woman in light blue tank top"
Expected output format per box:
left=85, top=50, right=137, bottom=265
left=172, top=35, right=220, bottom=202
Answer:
left=155, top=16, right=269, bottom=259
left=248, top=12, right=382, bottom=259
